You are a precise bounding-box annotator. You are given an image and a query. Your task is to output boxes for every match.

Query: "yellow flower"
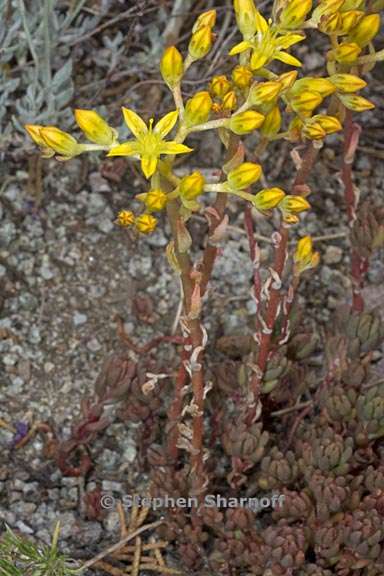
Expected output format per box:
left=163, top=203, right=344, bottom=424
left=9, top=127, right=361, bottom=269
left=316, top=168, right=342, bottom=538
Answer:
left=279, top=0, right=312, bottom=29
left=252, top=188, right=286, bottom=211
left=232, top=65, right=253, bottom=89
left=192, top=9, right=217, bottom=32
left=179, top=171, right=205, bottom=201
left=294, top=236, right=320, bottom=274
left=39, top=126, right=83, bottom=160
left=348, top=13, right=380, bottom=47
left=227, top=163, right=262, bottom=190
left=25, top=124, right=55, bottom=158
left=337, top=93, right=375, bottom=112
left=160, top=46, right=184, bottom=89
left=184, top=91, right=212, bottom=127
left=135, top=213, right=158, bottom=234
left=260, top=106, right=282, bottom=138
left=107, top=108, right=192, bottom=179
left=233, top=0, right=258, bottom=39
left=329, top=73, right=367, bottom=93
left=210, top=75, right=231, bottom=98
left=222, top=91, right=237, bottom=111
left=279, top=195, right=311, bottom=223
left=229, top=110, right=265, bottom=134
left=188, top=26, right=213, bottom=60
left=136, top=189, right=168, bottom=212
left=117, top=210, right=135, bottom=227
left=74, top=109, right=117, bottom=146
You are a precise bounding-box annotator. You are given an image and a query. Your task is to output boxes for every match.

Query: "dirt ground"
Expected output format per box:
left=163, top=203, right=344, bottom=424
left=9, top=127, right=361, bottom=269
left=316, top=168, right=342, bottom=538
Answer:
left=0, top=0, right=384, bottom=574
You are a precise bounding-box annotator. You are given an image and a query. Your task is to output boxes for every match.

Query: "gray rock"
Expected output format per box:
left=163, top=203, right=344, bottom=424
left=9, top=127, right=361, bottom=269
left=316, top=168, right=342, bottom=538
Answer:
left=73, top=312, right=88, bottom=326
left=87, top=337, right=102, bottom=352
left=324, top=245, right=343, bottom=265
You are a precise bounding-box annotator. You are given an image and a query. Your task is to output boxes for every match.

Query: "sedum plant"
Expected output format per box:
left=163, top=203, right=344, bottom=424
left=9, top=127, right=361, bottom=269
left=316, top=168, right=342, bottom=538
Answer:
left=23, top=0, right=384, bottom=574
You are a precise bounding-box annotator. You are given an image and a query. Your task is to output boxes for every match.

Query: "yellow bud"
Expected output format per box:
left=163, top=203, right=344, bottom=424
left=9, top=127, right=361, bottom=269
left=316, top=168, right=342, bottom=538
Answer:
left=280, top=0, right=312, bottom=29
left=294, top=236, right=320, bottom=273
left=293, top=77, right=336, bottom=97
left=329, top=42, right=361, bottom=64
left=184, top=92, right=212, bottom=127
left=318, top=12, right=343, bottom=34
left=227, top=162, right=262, bottom=190
left=311, top=0, right=344, bottom=24
left=340, top=11, right=364, bottom=34
left=74, top=109, right=116, bottom=146
left=39, top=126, right=82, bottom=159
left=210, top=75, right=232, bottom=98
left=249, top=81, right=282, bottom=107
left=160, top=46, right=184, bottom=89
left=229, top=110, right=265, bottom=134
left=193, top=9, right=217, bottom=32
left=279, top=195, right=311, bottom=221
left=329, top=73, right=367, bottom=93
left=301, top=121, right=326, bottom=140
left=233, top=0, right=258, bottom=39
left=179, top=171, right=205, bottom=200
left=348, top=13, right=380, bottom=47
left=141, top=189, right=168, bottom=212
left=25, top=124, right=55, bottom=157
left=312, top=114, right=342, bottom=134
left=338, top=93, right=375, bottom=112
left=135, top=213, right=158, bottom=234
left=278, top=71, right=298, bottom=92
left=290, top=91, right=323, bottom=115
left=188, top=26, right=213, bottom=60
left=117, top=210, right=135, bottom=227
left=222, top=91, right=237, bottom=111
left=252, top=188, right=286, bottom=211
left=232, top=65, right=253, bottom=89
left=260, top=106, right=281, bottom=138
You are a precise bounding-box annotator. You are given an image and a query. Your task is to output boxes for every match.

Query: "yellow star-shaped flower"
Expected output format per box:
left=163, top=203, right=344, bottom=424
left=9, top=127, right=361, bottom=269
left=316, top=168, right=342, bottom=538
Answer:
left=107, top=108, right=193, bottom=179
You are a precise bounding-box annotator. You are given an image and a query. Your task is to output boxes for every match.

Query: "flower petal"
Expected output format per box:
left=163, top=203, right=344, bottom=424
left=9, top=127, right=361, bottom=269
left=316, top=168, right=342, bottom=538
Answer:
left=277, top=34, right=305, bottom=49
left=274, top=51, right=302, bottom=67
left=229, top=40, right=253, bottom=56
left=122, top=107, right=148, bottom=138
left=154, top=110, right=179, bottom=138
left=141, top=155, right=158, bottom=179
left=160, top=142, right=193, bottom=155
left=107, top=141, right=140, bottom=157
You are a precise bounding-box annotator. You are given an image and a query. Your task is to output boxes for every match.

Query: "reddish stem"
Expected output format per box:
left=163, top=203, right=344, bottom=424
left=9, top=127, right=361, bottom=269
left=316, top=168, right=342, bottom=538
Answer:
left=166, top=345, right=189, bottom=461
left=244, top=203, right=262, bottom=314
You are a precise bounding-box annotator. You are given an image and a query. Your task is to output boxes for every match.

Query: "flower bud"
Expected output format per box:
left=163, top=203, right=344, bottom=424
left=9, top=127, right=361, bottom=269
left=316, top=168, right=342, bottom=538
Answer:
left=294, top=236, right=320, bottom=274
left=74, top=109, right=117, bottom=146
left=232, top=65, right=253, bottom=89
left=210, top=75, right=231, bottom=98
left=233, top=0, right=258, bottom=39
left=229, top=110, right=265, bottom=134
left=188, top=26, right=213, bottom=60
left=184, top=91, right=212, bottom=126
left=329, top=42, right=361, bottom=64
left=260, top=106, right=281, bottom=138
left=278, top=71, right=298, bottom=92
left=160, top=46, right=184, bottom=89
left=117, top=210, right=135, bottom=227
left=279, top=0, right=312, bottom=29
left=39, top=126, right=82, bottom=159
left=312, top=114, right=342, bottom=134
left=222, top=91, right=237, bottom=111
left=329, top=73, right=367, bottom=93
left=138, top=189, right=168, bottom=212
left=338, top=93, right=375, bottom=112
left=135, top=213, right=158, bottom=234
left=348, top=13, right=381, bottom=47
left=293, top=77, right=336, bottom=97
left=192, top=9, right=216, bottom=33
left=340, top=10, right=364, bottom=34
left=179, top=171, right=205, bottom=200
left=252, top=188, right=286, bottom=211
left=248, top=81, right=282, bottom=107
left=227, top=162, right=262, bottom=190
left=279, top=195, right=311, bottom=222
left=319, top=12, right=343, bottom=34
left=25, top=124, right=55, bottom=157
left=311, top=0, right=344, bottom=24
left=289, top=91, right=323, bottom=115
left=301, top=120, right=326, bottom=140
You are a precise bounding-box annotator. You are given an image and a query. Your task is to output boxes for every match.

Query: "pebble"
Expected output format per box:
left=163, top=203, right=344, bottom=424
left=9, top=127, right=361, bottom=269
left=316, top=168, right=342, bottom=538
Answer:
left=0, top=264, right=6, bottom=277
left=103, top=511, right=121, bottom=532
left=102, top=480, right=123, bottom=492
left=87, top=337, right=102, bottom=352
left=73, top=312, right=88, bottom=326
left=324, top=245, right=343, bottom=265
